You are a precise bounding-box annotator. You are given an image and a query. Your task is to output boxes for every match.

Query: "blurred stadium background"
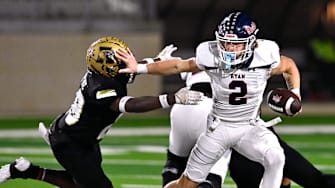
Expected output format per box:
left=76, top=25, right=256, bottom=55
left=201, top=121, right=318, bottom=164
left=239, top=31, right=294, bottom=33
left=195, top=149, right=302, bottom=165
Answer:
left=0, top=0, right=335, bottom=117
left=0, top=0, right=334, bottom=187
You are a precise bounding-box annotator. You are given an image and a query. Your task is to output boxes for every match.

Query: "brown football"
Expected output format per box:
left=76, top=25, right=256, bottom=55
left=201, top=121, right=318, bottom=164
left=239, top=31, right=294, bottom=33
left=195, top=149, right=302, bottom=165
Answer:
left=266, top=88, right=302, bottom=116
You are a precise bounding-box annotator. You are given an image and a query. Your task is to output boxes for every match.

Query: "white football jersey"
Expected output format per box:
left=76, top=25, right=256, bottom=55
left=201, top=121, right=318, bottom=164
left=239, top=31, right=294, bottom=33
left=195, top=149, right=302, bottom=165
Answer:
left=195, top=39, right=281, bottom=122
left=180, top=71, right=211, bottom=88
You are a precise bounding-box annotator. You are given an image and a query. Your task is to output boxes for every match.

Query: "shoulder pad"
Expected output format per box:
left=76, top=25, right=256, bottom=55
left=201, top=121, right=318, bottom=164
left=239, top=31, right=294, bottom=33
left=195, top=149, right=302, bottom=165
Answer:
left=248, top=39, right=280, bottom=68
left=195, top=41, right=219, bottom=69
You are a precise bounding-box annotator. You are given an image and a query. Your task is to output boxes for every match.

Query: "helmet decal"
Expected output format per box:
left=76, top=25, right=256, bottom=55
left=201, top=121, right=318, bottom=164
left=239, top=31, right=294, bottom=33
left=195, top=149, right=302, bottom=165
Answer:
left=244, top=22, right=257, bottom=35
left=215, top=11, right=258, bottom=67
left=86, top=37, right=136, bottom=83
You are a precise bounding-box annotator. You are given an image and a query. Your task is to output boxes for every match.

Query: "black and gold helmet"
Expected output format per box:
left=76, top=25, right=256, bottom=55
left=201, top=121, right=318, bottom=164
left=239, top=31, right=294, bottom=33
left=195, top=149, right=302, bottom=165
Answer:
left=86, top=37, right=135, bottom=83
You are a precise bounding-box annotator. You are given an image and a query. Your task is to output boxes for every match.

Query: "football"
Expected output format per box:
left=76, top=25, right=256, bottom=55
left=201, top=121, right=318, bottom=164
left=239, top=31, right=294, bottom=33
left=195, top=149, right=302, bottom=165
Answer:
left=266, top=88, right=301, bottom=116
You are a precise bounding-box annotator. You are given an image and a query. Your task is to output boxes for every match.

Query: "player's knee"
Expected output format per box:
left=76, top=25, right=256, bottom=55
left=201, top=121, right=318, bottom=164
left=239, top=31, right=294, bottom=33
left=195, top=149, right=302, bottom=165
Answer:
left=206, top=173, right=222, bottom=188
left=162, top=170, right=180, bottom=187
left=264, top=147, right=285, bottom=168
left=163, top=180, right=177, bottom=188
left=162, top=150, right=188, bottom=187
left=196, top=181, right=214, bottom=188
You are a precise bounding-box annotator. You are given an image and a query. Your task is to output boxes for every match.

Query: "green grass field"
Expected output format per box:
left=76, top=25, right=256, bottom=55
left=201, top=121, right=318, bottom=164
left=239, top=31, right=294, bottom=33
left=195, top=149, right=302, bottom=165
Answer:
left=0, top=115, right=334, bottom=188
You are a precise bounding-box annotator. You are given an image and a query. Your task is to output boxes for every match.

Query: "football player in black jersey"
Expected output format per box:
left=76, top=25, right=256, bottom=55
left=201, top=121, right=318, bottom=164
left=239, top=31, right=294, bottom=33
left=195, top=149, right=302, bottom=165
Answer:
left=0, top=37, right=204, bottom=188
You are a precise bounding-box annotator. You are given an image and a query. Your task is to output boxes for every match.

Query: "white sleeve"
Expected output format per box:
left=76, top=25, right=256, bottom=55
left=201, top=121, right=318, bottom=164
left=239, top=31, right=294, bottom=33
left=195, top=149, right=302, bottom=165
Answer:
left=250, top=39, right=281, bottom=69
left=270, top=43, right=281, bottom=69
left=195, top=41, right=216, bottom=70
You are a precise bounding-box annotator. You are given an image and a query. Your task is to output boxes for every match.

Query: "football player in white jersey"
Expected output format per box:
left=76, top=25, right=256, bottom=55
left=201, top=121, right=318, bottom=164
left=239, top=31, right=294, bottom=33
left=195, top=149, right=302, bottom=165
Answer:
left=117, top=11, right=301, bottom=188
left=162, top=71, right=231, bottom=188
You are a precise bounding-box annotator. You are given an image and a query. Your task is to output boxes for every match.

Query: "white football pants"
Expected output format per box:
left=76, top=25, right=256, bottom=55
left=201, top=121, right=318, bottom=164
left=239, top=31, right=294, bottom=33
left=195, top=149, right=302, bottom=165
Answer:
left=184, top=114, right=285, bottom=188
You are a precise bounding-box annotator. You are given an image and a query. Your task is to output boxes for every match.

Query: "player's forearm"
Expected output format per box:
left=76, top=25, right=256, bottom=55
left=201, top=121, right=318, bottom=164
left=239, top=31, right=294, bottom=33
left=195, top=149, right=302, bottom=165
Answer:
left=149, top=58, right=199, bottom=75
left=146, top=59, right=182, bottom=75
left=274, top=56, right=301, bottom=95
left=138, top=57, right=161, bottom=64
left=283, top=61, right=300, bottom=90
left=123, top=96, right=175, bottom=112
left=147, top=60, right=178, bottom=75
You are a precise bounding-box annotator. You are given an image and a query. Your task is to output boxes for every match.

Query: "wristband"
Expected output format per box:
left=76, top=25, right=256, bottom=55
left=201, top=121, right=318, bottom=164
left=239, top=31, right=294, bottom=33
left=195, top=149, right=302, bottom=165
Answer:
left=137, top=64, right=148, bottom=74
left=118, top=96, right=134, bottom=113
left=143, top=58, right=155, bottom=64
left=290, top=88, right=300, bottom=96
left=159, top=94, right=170, bottom=108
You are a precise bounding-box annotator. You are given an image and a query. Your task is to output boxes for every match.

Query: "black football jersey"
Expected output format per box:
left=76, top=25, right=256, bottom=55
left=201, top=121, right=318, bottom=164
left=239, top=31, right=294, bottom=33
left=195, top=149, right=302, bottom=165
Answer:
left=53, top=71, right=127, bottom=143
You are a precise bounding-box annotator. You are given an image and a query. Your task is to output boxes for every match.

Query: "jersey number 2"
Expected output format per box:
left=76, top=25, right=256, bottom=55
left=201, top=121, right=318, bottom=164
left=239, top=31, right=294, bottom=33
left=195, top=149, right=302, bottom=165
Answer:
left=229, top=81, right=247, bottom=105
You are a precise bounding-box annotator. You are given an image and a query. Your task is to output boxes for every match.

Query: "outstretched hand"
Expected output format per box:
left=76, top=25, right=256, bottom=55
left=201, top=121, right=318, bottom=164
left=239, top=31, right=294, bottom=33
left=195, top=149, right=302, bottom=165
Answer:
left=174, top=87, right=204, bottom=105
left=116, top=48, right=138, bottom=73
left=156, top=44, right=178, bottom=61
